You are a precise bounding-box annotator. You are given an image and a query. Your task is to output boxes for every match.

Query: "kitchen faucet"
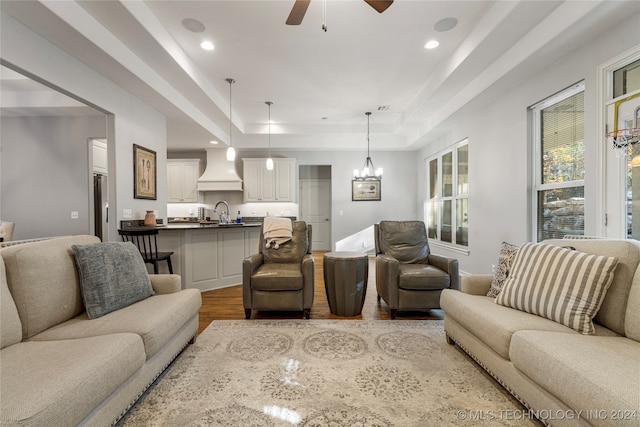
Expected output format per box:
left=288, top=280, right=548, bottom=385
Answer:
left=214, top=201, right=230, bottom=224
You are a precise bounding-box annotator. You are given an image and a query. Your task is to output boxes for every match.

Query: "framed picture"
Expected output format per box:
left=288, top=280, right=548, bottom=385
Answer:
left=352, top=179, right=381, bottom=201
left=133, top=144, right=157, bottom=200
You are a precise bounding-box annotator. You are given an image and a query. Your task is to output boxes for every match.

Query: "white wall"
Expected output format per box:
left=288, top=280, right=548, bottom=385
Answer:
left=417, top=12, right=640, bottom=274
left=1, top=116, right=106, bottom=240
left=0, top=11, right=167, bottom=242
left=279, top=149, right=417, bottom=247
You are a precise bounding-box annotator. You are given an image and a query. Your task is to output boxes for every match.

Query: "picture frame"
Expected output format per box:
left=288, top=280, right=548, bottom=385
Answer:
left=133, top=144, right=157, bottom=200
left=352, top=179, right=381, bottom=201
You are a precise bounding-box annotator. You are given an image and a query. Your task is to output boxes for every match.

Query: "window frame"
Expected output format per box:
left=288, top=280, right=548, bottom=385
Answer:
left=530, top=81, right=585, bottom=242
left=424, top=138, right=469, bottom=253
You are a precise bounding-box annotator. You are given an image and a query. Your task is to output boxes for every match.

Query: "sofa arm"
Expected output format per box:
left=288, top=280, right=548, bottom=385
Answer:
left=301, top=254, right=315, bottom=307
left=376, top=254, right=400, bottom=308
left=428, top=253, right=459, bottom=291
left=150, top=274, right=182, bottom=294
left=242, top=253, right=264, bottom=308
left=460, top=274, right=493, bottom=295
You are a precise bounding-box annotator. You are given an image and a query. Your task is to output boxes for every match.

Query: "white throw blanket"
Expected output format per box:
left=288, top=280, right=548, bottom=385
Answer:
left=263, top=217, right=292, bottom=249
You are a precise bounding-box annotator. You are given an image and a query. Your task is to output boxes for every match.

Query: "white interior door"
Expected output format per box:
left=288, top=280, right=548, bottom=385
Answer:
left=300, top=179, right=331, bottom=251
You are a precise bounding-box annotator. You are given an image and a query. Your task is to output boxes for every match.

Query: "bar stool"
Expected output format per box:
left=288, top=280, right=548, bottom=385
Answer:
left=118, top=228, right=173, bottom=274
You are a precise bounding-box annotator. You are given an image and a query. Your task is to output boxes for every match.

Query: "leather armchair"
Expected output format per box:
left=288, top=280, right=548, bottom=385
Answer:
left=375, top=221, right=459, bottom=319
left=243, top=221, right=314, bottom=319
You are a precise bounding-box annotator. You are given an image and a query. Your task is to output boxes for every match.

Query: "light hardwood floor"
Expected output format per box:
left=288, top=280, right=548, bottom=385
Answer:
left=197, top=252, right=443, bottom=335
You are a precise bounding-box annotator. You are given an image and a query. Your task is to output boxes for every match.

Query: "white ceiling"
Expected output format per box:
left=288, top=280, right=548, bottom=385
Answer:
left=1, top=0, right=637, bottom=152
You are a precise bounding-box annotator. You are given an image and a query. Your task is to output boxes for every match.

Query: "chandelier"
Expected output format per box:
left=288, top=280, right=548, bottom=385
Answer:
left=225, top=78, right=236, bottom=161
left=353, top=112, right=382, bottom=180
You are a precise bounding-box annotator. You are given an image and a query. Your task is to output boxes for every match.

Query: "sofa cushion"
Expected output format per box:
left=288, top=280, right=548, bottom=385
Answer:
left=1, top=235, right=100, bottom=340
left=31, top=289, right=201, bottom=359
left=72, top=242, right=155, bottom=319
left=510, top=330, right=640, bottom=427
left=496, top=243, right=618, bottom=334
left=440, top=290, right=584, bottom=360
left=0, top=333, right=144, bottom=426
left=378, top=221, right=430, bottom=264
left=487, top=242, right=519, bottom=298
left=544, top=238, right=640, bottom=336
left=252, top=263, right=303, bottom=291
left=0, top=256, right=22, bottom=349
left=399, top=264, right=450, bottom=290
left=626, top=272, right=640, bottom=342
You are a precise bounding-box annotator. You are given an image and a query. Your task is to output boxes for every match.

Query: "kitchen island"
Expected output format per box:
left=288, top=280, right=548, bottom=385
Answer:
left=154, top=222, right=262, bottom=291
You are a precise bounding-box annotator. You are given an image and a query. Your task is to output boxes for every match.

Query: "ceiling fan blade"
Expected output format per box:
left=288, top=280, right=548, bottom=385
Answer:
left=364, top=0, right=393, bottom=14
left=286, top=0, right=311, bottom=25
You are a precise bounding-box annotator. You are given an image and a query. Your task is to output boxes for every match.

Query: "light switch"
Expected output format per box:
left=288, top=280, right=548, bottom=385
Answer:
left=123, top=209, right=132, bottom=219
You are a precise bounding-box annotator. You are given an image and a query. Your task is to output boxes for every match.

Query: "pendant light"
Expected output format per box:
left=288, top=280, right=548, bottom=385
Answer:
left=225, top=78, right=236, bottom=161
left=265, top=101, right=274, bottom=170
left=353, top=112, right=382, bottom=180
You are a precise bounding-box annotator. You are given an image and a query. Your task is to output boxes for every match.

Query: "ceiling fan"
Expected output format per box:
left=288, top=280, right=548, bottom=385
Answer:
left=286, top=0, right=393, bottom=26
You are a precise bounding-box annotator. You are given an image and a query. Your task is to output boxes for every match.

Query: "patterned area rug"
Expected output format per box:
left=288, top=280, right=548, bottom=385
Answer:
left=119, top=320, right=541, bottom=426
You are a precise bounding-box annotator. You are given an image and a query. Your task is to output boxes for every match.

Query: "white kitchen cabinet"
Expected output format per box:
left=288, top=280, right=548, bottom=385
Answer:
left=167, top=159, right=200, bottom=203
left=242, top=158, right=296, bottom=202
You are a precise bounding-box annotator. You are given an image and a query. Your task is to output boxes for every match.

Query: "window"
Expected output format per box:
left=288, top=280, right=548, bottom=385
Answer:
left=425, top=139, right=468, bottom=247
left=613, top=59, right=640, bottom=239
left=531, top=81, right=585, bottom=241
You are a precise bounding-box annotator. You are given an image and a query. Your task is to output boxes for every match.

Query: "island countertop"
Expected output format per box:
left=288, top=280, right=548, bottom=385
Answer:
left=159, top=222, right=262, bottom=230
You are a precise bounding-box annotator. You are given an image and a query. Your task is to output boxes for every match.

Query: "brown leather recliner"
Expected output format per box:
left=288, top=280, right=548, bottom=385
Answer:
left=375, top=220, right=459, bottom=319
left=242, top=221, right=314, bottom=319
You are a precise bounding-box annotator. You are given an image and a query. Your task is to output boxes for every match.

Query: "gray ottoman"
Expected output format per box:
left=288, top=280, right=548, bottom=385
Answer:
left=323, top=251, right=369, bottom=316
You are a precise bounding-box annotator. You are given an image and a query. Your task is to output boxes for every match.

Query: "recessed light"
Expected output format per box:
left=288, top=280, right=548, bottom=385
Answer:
left=210, top=140, right=218, bottom=144
left=424, top=40, right=439, bottom=49
left=200, top=41, right=214, bottom=51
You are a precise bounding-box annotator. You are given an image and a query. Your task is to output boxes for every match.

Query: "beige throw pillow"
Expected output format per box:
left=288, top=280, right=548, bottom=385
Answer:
left=495, top=242, right=618, bottom=334
left=487, top=242, right=519, bottom=298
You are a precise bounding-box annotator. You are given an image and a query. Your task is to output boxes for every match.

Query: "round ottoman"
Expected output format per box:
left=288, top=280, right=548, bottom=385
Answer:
left=323, top=251, right=369, bottom=316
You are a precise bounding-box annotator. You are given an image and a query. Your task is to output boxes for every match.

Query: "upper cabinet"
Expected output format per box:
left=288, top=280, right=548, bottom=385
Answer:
left=242, top=158, right=296, bottom=202
left=167, top=159, right=200, bottom=203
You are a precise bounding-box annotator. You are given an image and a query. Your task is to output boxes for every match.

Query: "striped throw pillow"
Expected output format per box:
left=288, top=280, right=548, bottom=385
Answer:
left=495, top=243, right=618, bottom=334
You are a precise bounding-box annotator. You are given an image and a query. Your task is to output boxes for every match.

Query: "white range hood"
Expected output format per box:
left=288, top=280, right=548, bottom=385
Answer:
left=197, top=148, right=243, bottom=192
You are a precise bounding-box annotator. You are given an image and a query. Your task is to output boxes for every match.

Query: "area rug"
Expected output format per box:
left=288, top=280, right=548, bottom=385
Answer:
left=119, top=320, right=541, bottom=426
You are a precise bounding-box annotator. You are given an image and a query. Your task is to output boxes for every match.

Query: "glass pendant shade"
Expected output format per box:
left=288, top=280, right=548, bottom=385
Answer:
left=265, top=101, right=273, bottom=170
left=226, top=146, right=236, bottom=161
left=226, top=78, right=235, bottom=162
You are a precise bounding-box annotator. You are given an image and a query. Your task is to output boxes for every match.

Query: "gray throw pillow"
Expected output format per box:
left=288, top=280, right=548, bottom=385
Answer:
left=72, top=242, right=154, bottom=319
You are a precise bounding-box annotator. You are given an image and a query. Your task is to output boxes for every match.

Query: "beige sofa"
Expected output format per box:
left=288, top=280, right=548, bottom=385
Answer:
left=441, top=238, right=640, bottom=427
left=0, top=235, right=202, bottom=426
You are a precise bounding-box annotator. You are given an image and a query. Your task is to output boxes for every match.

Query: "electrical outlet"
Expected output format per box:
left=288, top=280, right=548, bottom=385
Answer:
left=71, top=211, right=79, bottom=219
left=123, top=209, right=132, bottom=219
